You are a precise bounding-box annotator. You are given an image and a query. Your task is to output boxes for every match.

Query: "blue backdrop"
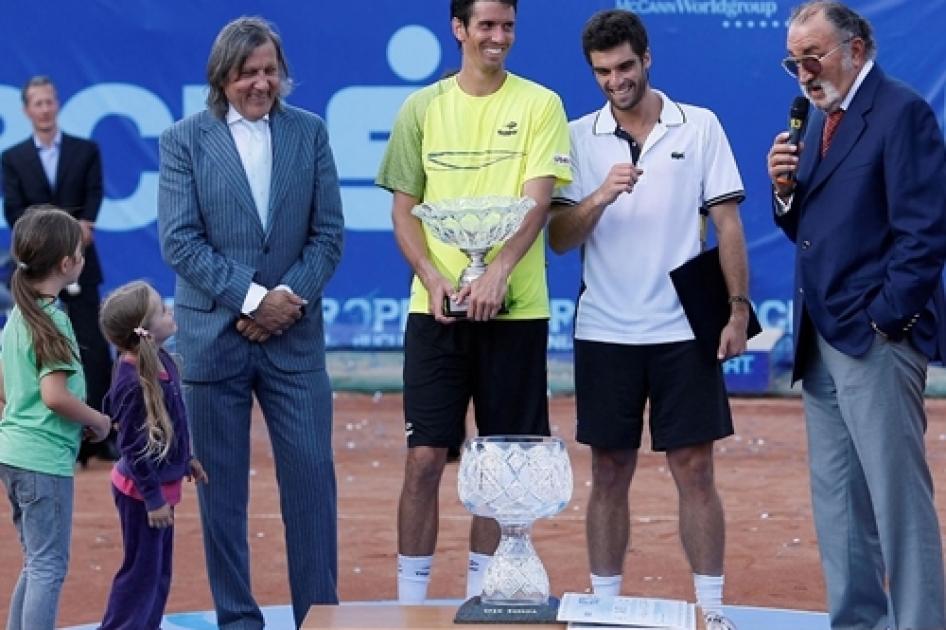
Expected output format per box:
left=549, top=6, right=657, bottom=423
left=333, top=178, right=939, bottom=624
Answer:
left=1, top=0, right=944, bottom=349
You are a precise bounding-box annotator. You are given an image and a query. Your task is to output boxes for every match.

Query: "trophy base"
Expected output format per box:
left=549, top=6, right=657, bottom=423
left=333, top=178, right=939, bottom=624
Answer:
left=443, top=296, right=508, bottom=319
left=453, top=595, right=560, bottom=624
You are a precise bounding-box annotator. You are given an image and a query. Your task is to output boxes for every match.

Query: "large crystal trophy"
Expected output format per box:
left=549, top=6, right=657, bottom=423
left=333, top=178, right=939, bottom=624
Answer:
left=455, top=436, right=573, bottom=623
left=411, top=196, right=536, bottom=318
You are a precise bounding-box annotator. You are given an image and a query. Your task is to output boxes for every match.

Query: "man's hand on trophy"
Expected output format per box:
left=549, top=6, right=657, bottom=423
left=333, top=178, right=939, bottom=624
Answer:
left=463, top=269, right=508, bottom=322
left=253, top=289, right=307, bottom=333
left=424, top=274, right=459, bottom=324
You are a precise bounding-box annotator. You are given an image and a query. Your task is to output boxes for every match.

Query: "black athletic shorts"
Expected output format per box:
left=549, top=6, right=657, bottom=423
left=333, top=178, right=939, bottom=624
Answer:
left=402, top=314, right=550, bottom=448
left=574, top=338, right=733, bottom=452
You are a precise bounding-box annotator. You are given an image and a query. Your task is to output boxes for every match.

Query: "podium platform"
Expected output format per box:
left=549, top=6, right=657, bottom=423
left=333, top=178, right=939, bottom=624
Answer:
left=303, top=604, right=562, bottom=629
left=302, top=604, right=709, bottom=629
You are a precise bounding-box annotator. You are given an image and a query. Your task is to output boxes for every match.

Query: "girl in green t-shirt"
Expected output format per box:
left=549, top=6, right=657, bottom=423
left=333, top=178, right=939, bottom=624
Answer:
left=0, top=207, right=112, bottom=630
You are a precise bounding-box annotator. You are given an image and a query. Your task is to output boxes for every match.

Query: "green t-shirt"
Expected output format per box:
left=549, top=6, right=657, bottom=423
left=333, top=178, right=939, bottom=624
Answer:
left=376, top=73, right=572, bottom=318
left=0, top=302, right=86, bottom=477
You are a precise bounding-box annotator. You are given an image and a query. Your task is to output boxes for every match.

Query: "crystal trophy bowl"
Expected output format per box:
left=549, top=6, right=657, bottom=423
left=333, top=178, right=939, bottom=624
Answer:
left=455, top=436, right=573, bottom=623
left=411, top=196, right=536, bottom=317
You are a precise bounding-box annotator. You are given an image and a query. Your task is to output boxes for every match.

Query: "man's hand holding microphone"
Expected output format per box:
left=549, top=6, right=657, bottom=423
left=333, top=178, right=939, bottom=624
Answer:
left=767, top=96, right=810, bottom=199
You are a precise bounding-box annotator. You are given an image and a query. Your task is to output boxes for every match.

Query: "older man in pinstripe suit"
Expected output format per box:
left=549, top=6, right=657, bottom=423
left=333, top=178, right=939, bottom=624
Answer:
left=157, top=16, right=344, bottom=630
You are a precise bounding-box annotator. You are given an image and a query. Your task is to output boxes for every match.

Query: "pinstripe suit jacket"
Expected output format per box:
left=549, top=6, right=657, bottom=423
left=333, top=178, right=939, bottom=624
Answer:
left=157, top=105, right=344, bottom=382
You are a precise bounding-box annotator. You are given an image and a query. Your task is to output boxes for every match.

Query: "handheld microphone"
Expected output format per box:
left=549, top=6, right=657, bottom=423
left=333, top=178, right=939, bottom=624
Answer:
left=775, top=96, right=810, bottom=186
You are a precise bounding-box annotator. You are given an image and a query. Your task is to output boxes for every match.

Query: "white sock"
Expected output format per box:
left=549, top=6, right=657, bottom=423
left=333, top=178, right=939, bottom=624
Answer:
left=590, top=573, right=622, bottom=596
left=466, top=552, right=492, bottom=600
left=694, top=573, right=724, bottom=614
left=398, top=554, right=433, bottom=604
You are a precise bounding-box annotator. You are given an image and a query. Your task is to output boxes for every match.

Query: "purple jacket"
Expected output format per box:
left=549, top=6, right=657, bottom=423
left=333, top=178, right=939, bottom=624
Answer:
left=103, top=350, right=192, bottom=511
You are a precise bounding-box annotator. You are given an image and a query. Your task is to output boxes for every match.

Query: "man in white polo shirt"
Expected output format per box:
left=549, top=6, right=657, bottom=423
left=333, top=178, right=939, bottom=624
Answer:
left=549, top=9, right=750, bottom=630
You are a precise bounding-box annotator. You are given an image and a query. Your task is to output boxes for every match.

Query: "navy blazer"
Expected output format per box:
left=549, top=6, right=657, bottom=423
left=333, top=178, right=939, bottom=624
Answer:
left=775, top=65, right=946, bottom=381
left=1, top=133, right=105, bottom=288
left=157, top=105, right=344, bottom=382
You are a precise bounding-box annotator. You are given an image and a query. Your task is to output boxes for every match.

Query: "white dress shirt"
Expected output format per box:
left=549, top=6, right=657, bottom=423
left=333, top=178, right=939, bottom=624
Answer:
left=226, top=106, right=295, bottom=316
left=34, top=130, right=62, bottom=190
left=227, top=106, right=272, bottom=227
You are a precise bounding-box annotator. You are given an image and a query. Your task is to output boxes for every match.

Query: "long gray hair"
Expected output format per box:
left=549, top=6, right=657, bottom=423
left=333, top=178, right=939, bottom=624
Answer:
left=205, top=16, right=293, bottom=118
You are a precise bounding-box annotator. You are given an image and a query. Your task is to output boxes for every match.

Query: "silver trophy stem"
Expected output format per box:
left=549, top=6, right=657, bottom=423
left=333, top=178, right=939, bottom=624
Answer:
left=446, top=248, right=491, bottom=317
left=458, top=248, right=490, bottom=288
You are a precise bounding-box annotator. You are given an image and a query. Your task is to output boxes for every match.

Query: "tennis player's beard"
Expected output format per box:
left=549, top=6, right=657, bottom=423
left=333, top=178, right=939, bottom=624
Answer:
left=611, top=70, right=649, bottom=113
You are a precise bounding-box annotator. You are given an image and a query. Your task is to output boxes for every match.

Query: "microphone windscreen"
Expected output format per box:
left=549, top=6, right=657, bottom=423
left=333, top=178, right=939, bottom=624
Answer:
left=790, top=96, right=809, bottom=123
left=776, top=96, right=811, bottom=186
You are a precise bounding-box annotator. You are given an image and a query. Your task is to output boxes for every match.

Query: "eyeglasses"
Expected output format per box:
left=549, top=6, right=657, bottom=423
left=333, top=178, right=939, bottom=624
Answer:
left=781, top=37, right=853, bottom=78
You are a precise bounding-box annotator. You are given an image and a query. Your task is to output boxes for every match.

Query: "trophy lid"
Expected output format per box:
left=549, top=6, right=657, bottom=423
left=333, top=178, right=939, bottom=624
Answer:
left=411, top=196, right=536, bottom=250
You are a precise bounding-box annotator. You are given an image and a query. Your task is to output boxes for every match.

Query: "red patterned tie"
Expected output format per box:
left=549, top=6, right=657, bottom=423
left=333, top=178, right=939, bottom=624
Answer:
left=821, top=109, right=844, bottom=157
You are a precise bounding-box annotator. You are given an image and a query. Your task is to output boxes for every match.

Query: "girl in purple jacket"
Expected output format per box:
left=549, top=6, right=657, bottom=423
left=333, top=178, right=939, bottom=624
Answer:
left=97, top=280, right=208, bottom=630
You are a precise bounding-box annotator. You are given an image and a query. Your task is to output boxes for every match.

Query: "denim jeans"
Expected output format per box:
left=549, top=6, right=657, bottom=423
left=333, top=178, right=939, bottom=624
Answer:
left=0, top=464, right=74, bottom=630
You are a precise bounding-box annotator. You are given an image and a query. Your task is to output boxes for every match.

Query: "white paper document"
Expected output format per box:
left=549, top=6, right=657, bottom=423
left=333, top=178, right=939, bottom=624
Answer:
left=557, top=593, right=696, bottom=629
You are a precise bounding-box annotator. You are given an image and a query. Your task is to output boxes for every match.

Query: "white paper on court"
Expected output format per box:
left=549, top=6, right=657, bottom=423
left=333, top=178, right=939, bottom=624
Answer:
left=557, top=593, right=696, bottom=630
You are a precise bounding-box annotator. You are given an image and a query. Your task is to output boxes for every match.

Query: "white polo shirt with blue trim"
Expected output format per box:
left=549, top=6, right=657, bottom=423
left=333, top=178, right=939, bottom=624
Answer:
left=554, top=91, right=744, bottom=345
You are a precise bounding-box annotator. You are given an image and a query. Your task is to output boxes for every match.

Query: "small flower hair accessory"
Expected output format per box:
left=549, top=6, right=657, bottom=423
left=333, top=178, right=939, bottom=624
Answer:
left=134, top=326, right=151, bottom=339
left=16, top=261, right=28, bottom=271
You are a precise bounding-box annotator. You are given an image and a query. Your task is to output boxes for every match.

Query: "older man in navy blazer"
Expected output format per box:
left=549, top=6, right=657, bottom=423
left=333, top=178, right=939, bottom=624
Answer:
left=157, top=17, right=344, bottom=630
left=767, top=2, right=946, bottom=628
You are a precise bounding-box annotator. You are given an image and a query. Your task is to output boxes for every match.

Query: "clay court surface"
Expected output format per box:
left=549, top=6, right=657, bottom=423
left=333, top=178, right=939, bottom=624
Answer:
left=6, top=393, right=946, bottom=627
